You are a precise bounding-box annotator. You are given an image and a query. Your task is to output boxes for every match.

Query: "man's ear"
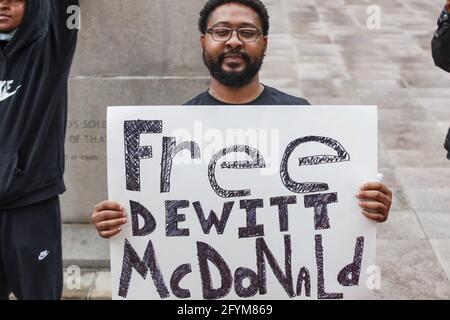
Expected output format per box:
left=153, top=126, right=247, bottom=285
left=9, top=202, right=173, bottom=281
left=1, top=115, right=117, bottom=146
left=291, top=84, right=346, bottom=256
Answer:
left=200, top=34, right=205, bottom=53
left=263, top=36, right=268, bottom=55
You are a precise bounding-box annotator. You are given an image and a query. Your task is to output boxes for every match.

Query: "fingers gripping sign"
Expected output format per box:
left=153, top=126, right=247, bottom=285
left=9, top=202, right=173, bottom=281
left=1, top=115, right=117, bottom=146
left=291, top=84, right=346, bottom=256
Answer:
left=92, top=201, right=127, bottom=238
left=356, top=182, right=392, bottom=223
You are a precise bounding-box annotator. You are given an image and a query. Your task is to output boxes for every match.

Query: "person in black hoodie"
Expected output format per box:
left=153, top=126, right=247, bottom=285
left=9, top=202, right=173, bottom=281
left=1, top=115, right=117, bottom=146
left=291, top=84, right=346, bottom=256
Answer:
left=0, top=0, right=78, bottom=300
left=431, top=0, right=450, bottom=160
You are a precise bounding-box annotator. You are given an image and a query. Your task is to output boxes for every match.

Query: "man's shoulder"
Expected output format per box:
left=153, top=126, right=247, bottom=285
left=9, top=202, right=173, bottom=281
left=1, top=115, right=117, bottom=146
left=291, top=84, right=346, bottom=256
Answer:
left=262, top=86, right=310, bottom=105
left=183, top=91, right=212, bottom=105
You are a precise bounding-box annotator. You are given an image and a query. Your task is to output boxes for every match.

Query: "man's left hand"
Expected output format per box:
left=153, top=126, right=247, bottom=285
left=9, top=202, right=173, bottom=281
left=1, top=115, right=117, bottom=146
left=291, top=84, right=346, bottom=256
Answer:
left=356, top=182, right=392, bottom=223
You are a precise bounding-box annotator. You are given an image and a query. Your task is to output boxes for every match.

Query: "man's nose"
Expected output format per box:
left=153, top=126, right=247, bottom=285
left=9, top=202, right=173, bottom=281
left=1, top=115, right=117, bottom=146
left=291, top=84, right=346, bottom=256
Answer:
left=225, top=30, right=243, bottom=48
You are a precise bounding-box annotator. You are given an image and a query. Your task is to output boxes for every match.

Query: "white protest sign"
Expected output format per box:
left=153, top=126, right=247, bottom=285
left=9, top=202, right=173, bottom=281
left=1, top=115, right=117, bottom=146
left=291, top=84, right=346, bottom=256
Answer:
left=107, top=106, right=378, bottom=300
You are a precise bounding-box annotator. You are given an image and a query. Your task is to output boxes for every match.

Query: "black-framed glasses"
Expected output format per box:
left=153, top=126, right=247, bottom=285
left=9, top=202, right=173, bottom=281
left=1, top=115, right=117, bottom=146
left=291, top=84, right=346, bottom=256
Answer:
left=206, top=27, right=262, bottom=43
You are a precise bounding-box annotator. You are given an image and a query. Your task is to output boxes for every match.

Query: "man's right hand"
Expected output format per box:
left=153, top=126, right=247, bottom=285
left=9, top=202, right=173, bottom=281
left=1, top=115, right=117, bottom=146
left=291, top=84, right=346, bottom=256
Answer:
left=92, top=201, right=127, bottom=239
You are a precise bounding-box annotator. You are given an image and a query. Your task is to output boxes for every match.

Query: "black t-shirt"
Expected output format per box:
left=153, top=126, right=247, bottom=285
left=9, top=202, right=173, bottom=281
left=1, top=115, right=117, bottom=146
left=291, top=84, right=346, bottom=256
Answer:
left=184, top=85, right=310, bottom=106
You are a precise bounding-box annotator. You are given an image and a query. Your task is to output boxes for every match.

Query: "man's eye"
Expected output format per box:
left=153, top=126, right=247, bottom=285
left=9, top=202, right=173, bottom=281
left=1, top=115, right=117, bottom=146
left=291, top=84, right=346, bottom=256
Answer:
left=214, top=30, right=231, bottom=36
left=240, top=30, right=256, bottom=37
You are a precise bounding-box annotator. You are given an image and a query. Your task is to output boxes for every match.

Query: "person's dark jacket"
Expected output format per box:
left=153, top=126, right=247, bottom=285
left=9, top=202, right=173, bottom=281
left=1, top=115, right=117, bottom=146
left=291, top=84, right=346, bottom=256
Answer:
left=0, top=1, right=79, bottom=208
left=446, top=129, right=450, bottom=160
left=431, top=7, right=450, bottom=160
left=432, top=8, right=450, bottom=72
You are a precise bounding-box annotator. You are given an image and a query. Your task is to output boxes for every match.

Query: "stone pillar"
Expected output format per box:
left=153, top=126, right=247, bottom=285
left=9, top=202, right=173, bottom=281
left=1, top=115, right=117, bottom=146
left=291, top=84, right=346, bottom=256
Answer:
left=62, top=0, right=209, bottom=267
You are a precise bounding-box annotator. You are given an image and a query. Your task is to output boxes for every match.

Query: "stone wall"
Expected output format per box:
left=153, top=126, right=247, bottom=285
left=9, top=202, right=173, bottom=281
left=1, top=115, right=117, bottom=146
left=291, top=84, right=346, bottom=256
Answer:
left=62, top=0, right=209, bottom=223
left=61, top=0, right=210, bottom=266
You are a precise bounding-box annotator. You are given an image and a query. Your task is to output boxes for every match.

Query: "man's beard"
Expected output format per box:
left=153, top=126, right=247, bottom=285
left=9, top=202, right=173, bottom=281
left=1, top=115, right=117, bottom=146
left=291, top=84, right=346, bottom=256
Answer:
left=202, top=48, right=265, bottom=88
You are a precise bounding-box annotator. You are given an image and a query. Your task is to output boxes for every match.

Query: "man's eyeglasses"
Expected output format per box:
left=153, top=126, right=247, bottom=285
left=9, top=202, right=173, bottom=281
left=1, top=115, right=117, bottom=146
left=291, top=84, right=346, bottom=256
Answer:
left=206, top=27, right=263, bottom=43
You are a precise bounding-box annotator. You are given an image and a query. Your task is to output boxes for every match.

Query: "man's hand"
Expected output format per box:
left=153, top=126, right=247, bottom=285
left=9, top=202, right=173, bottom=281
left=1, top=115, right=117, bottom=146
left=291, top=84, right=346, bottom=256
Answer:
left=92, top=201, right=127, bottom=238
left=356, top=182, right=392, bottom=223
left=446, top=0, right=450, bottom=11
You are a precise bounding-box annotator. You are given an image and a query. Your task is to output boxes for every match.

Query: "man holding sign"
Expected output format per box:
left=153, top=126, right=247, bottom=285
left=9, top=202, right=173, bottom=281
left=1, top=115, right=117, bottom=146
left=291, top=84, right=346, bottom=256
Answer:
left=93, top=0, right=392, bottom=237
left=92, top=0, right=392, bottom=299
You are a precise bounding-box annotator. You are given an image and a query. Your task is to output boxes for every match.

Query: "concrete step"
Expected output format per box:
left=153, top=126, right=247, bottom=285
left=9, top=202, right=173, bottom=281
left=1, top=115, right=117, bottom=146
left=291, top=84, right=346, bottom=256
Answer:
left=62, top=223, right=110, bottom=269
left=7, top=269, right=112, bottom=300
left=62, top=268, right=112, bottom=300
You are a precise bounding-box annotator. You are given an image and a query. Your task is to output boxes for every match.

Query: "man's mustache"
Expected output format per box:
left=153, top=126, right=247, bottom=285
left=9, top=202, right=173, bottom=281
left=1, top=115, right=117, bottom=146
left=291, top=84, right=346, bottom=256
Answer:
left=217, top=50, right=251, bottom=63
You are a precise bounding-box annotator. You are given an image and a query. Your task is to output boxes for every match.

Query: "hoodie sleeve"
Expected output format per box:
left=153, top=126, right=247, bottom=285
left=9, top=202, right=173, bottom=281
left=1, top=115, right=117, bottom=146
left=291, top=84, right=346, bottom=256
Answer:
left=48, top=0, right=79, bottom=68
left=432, top=8, right=450, bottom=72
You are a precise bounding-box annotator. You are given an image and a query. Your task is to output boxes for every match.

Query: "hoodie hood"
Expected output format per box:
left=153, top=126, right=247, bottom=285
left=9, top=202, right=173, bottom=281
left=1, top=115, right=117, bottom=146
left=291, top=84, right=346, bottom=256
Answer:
left=4, top=0, right=49, bottom=57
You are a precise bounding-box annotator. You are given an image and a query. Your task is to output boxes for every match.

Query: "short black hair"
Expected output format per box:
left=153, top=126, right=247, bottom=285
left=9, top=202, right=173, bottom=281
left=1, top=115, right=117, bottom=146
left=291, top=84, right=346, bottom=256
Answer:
left=198, top=0, right=270, bottom=36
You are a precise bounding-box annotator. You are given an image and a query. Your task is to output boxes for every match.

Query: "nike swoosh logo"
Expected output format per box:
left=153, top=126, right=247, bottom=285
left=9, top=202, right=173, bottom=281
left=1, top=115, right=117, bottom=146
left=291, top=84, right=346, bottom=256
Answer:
left=0, top=85, right=21, bottom=102
left=38, top=250, right=50, bottom=261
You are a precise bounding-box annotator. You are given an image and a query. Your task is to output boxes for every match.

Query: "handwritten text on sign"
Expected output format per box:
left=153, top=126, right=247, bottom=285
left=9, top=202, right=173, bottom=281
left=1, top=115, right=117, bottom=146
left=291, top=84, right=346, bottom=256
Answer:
left=107, top=106, right=378, bottom=300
